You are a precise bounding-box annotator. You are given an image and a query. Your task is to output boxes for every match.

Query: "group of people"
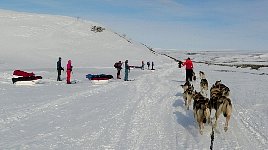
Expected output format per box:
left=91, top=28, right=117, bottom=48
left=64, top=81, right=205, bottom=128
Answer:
left=141, top=61, right=155, bottom=70
left=114, top=60, right=155, bottom=81
left=114, top=60, right=130, bottom=81
left=57, top=56, right=193, bottom=84
left=144, top=61, right=154, bottom=70
left=57, top=57, right=73, bottom=84
left=115, top=57, right=193, bottom=82
left=57, top=57, right=146, bottom=84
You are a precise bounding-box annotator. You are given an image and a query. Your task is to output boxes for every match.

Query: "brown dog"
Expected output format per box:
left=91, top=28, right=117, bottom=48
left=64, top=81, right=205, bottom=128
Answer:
left=183, top=85, right=194, bottom=110
left=192, top=91, right=211, bottom=134
left=210, top=81, right=232, bottom=131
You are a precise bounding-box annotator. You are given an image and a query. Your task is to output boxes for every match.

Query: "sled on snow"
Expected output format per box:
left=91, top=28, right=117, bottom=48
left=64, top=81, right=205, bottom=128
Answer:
left=129, top=65, right=142, bottom=69
left=12, top=70, right=42, bottom=85
left=86, top=74, right=113, bottom=84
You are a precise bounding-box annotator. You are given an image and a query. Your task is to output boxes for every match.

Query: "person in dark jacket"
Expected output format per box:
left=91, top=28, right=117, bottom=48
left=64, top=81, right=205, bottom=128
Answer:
left=183, top=57, right=194, bottom=82
left=57, top=57, right=64, bottom=81
left=147, top=61, right=150, bottom=70
left=151, top=61, right=155, bottom=70
left=124, top=60, right=130, bottom=81
left=115, top=61, right=123, bottom=79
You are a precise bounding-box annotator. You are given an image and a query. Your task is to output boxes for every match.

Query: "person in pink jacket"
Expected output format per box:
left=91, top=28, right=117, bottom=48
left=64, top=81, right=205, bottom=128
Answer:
left=66, top=60, right=73, bottom=84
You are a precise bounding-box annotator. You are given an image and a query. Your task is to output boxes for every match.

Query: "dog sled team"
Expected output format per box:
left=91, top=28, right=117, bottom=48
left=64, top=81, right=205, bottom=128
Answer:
left=181, top=70, right=232, bottom=135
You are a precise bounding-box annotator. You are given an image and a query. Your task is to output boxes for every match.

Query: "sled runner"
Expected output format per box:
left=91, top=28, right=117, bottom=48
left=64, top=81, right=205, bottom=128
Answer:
left=13, top=80, right=41, bottom=85
left=91, top=78, right=109, bottom=84
left=12, top=70, right=42, bottom=85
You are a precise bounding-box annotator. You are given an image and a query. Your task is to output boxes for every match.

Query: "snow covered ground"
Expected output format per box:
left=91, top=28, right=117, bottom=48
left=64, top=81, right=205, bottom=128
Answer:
left=0, top=9, right=268, bottom=150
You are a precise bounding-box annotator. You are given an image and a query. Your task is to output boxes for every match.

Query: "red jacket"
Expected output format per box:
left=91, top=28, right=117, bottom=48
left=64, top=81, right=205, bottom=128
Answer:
left=67, top=60, right=73, bottom=71
left=183, top=59, right=193, bottom=69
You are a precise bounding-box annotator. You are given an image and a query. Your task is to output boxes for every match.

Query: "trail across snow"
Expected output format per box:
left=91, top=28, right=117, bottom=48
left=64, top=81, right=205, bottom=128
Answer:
left=1, top=60, right=267, bottom=149
left=0, top=63, right=182, bottom=149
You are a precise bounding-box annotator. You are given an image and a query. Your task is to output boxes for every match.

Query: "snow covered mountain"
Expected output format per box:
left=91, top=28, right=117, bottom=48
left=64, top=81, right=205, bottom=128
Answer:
left=0, top=9, right=166, bottom=69
left=0, top=9, right=268, bottom=150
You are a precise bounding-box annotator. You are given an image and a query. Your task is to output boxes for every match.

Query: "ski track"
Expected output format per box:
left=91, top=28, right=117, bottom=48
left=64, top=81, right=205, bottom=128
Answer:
left=84, top=65, right=180, bottom=150
left=0, top=62, right=268, bottom=149
left=122, top=65, right=178, bottom=150
left=232, top=104, right=268, bottom=149
left=0, top=81, right=122, bottom=130
left=0, top=80, right=125, bottom=149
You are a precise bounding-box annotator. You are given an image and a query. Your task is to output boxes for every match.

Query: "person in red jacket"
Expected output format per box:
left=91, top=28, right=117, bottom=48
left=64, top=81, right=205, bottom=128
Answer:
left=183, top=57, right=193, bottom=81
left=66, top=60, right=73, bottom=84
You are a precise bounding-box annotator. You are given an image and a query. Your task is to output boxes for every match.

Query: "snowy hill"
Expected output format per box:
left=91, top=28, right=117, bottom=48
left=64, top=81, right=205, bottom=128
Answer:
left=0, top=9, right=268, bottom=150
left=0, top=9, right=166, bottom=69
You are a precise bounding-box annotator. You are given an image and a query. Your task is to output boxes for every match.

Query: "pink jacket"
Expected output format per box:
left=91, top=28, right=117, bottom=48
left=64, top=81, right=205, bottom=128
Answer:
left=67, top=60, right=72, bottom=71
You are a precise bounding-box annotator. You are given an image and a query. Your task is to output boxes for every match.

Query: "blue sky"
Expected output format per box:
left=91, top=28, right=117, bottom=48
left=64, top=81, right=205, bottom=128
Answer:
left=1, top=0, right=268, bottom=51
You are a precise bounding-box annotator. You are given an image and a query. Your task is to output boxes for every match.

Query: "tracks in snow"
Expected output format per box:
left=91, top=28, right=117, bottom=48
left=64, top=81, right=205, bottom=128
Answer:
left=0, top=81, right=122, bottom=131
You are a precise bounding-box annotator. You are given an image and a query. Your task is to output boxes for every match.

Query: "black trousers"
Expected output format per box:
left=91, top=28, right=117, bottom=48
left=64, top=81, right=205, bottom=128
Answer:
left=186, top=69, right=193, bottom=81
left=57, top=70, right=62, bottom=81
left=117, top=69, right=121, bottom=78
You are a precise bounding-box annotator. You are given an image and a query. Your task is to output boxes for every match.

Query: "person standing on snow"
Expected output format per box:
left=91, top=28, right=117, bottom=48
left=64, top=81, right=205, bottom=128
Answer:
left=57, top=57, right=64, bottom=81
left=66, top=60, right=73, bottom=84
left=124, top=60, right=130, bottom=81
left=115, top=61, right=123, bottom=79
left=151, top=61, right=154, bottom=70
left=183, top=57, right=193, bottom=82
left=141, top=61, right=145, bottom=70
left=147, top=61, right=150, bottom=70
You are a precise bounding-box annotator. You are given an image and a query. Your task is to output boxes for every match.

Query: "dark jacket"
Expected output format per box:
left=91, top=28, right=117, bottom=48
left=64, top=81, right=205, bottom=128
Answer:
left=115, top=62, right=122, bottom=70
left=125, top=60, right=129, bottom=70
left=57, top=60, right=64, bottom=71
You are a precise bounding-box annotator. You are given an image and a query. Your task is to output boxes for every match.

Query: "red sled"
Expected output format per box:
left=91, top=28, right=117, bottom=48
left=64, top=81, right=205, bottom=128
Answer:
left=13, top=70, right=35, bottom=77
left=12, top=70, right=42, bottom=84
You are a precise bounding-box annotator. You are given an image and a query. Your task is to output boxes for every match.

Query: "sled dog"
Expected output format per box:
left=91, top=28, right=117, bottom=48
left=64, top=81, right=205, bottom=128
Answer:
left=199, top=71, right=206, bottom=79
left=192, top=91, right=211, bottom=134
left=210, top=81, right=232, bottom=131
left=211, top=80, right=230, bottom=97
left=183, top=84, right=194, bottom=110
left=200, top=78, right=208, bottom=97
left=181, top=80, right=191, bottom=92
left=192, top=71, right=196, bottom=81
